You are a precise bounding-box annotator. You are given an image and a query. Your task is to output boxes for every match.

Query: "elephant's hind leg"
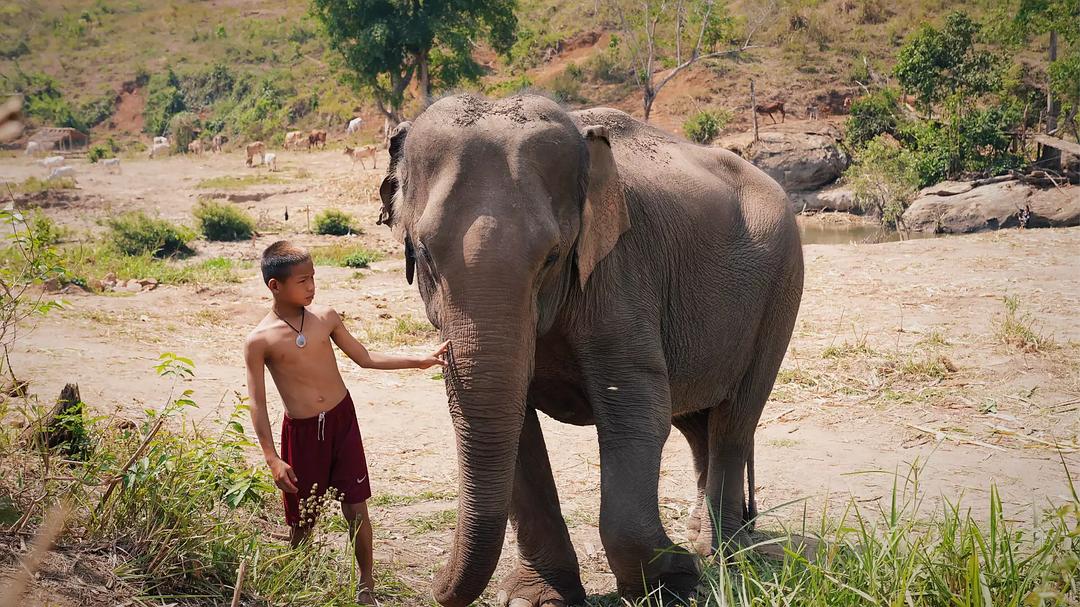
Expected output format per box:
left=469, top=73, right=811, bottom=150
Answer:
left=500, top=407, right=585, bottom=607
left=672, top=410, right=711, bottom=556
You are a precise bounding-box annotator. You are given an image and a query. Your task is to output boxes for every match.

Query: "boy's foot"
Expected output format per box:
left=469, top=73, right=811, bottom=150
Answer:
left=356, top=588, right=379, bottom=606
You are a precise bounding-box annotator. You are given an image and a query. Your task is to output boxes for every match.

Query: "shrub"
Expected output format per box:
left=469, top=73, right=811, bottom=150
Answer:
left=87, top=144, right=114, bottom=163
left=343, top=249, right=382, bottom=268
left=167, top=111, right=201, bottom=153
left=683, top=108, right=732, bottom=144
left=486, top=75, right=533, bottom=98
left=844, top=135, right=921, bottom=229
left=106, top=212, right=194, bottom=258
left=193, top=200, right=255, bottom=242
left=845, top=88, right=905, bottom=151
left=547, top=70, right=586, bottom=104
left=143, top=68, right=186, bottom=136
left=313, top=209, right=356, bottom=236
left=584, top=49, right=629, bottom=84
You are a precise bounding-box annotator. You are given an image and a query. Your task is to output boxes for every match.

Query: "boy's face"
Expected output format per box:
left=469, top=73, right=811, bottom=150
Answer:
left=269, top=259, right=315, bottom=306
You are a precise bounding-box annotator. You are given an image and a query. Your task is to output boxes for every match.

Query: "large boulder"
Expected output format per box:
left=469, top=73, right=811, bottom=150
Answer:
left=790, top=185, right=858, bottom=213
left=903, top=180, right=1080, bottom=233
left=717, top=128, right=849, bottom=193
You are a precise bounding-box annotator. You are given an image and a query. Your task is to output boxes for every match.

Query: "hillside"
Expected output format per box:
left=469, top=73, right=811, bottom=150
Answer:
left=0, top=0, right=1051, bottom=142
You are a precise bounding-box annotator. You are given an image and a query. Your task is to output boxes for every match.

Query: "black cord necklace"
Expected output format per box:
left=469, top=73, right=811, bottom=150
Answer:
left=275, top=307, right=306, bottom=348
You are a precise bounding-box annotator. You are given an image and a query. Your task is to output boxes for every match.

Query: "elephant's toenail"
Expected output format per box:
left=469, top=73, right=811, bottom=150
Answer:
left=496, top=590, right=508, bottom=605
left=509, top=598, right=533, bottom=607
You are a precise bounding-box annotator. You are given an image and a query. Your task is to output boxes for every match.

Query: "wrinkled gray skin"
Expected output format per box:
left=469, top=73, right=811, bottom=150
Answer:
left=378, top=94, right=803, bottom=607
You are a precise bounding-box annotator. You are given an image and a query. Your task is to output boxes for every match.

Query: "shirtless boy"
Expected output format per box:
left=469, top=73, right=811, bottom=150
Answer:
left=245, top=240, right=448, bottom=604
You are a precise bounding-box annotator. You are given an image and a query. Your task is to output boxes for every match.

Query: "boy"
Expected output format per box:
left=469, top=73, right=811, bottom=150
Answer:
left=245, top=240, right=448, bottom=605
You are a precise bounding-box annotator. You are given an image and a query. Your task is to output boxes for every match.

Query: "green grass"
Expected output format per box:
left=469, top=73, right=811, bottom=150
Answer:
left=310, top=243, right=382, bottom=268
left=60, top=244, right=246, bottom=287
left=2, top=176, right=77, bottom=194
left=195, top=174, right=288, bottom=190
left=405, top=509, right=457, bottom=534
left=995, top=295, right=1055, bottom=353
left=364, top=315, right=438, bottom=347
left=369, top=489, right=455, bottom=508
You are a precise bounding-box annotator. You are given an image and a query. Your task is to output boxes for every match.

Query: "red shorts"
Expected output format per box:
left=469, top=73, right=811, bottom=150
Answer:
left=280, top=392, right=371, bottom=527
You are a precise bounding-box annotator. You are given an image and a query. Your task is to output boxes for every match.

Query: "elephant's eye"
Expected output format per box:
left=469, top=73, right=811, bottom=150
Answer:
left=543, top=249, right=560, bottom=267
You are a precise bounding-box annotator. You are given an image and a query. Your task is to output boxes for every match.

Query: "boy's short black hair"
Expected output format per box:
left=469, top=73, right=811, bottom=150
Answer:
left=261, top=240, right=311, bottom=285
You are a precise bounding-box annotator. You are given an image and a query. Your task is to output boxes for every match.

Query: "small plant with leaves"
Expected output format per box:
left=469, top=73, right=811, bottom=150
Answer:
left=995, top=295, right=1054, bottom=352
left=87, top=144, right=114, bottom=163
left=193, top=199, right=255, bottom=241
left=683, top=108, right=732, bottom=144
left=313, top=208, right=356, bottom=236
left=106, top=212, right=194, bottom=258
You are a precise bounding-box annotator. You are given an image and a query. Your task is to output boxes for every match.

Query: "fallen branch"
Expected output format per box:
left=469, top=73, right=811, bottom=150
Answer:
left=230, top=558, right=248, bottom=607
left=906, top=424, right=1006, bottom=452
left=93, top=414, right=168, bottom=521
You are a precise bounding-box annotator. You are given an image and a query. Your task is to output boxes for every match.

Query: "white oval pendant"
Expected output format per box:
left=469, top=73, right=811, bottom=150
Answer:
left=296, top=334, right=307, bottom=348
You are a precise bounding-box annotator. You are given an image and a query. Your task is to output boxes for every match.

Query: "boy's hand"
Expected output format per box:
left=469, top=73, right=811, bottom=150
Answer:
left=415, top=340, right=451, bottom=369
left=268, top=456, right=299, bottom=493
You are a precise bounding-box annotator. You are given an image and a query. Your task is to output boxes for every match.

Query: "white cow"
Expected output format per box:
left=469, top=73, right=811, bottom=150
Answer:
left=102, top=158, right=121, bottom=174
left=263, top=152, right=277, bottom=171
left=153, top=136, right=168, bottom=146
left=25, top=141, right=41, bottom=156
left=149, top=142, right=170, bottom=158
left=41, top=155, right=65, bottom=170
left=346, top=117, right=363, bottom=134
left=48, top=166, right=76, bottom=180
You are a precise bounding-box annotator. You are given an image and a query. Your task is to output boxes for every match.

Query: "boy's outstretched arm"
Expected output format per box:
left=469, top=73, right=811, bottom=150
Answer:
left=329, top=309, right=449, bottom=370
left=244, top=335, right=298, bottom=494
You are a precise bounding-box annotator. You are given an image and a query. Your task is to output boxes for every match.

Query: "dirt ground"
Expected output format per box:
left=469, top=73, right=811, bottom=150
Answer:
left=3, top=148, right=1079, bottom=601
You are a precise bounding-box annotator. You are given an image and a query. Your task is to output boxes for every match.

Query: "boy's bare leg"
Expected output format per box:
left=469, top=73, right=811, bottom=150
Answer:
left=342, top=501, right=375, bottom=604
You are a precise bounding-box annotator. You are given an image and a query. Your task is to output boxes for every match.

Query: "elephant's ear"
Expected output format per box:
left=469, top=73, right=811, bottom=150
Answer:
left=576, top=125, right=630, bottom=290
left=377, top=121, right=411, bottom=229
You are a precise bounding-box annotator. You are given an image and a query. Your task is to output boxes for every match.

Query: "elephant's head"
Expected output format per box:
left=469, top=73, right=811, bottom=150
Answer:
left=378, top=94, right=629, bottom=607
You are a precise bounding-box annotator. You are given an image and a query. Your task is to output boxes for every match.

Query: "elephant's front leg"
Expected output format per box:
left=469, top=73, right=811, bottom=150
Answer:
left=589, top=364, right=700, bottom=599
left=499, top=407, right=586, bottom=607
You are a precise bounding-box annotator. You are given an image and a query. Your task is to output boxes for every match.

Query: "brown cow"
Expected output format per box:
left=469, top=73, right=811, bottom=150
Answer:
left=755, top=101, right=785, bottom=124
left=188, top=140, right=203, bottom=155
left=246, top=141, right=266, bottom=167
left=211, top=133, right=228, bottom=153
left=344, top=144, right=377, bottom=169
left=308, top=129, right=327, bottom=150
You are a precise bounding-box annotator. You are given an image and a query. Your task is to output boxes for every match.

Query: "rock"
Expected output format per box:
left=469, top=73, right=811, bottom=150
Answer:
left=137, top=278, right=159, bottom=291
left=790, top=186, right=858, bottom=213
left=88, top=278, right=104, bottom=292
left=43, top=277, right=61, bottom=292
left=121, top=280, right=142, bottom=293
left=716, top=129, right=850, bottom=193
left=59, top=283, right=90, bottom=295
left=104, top=272, right=117, bottom=285
left=903, top=180, right=1080, bottom=233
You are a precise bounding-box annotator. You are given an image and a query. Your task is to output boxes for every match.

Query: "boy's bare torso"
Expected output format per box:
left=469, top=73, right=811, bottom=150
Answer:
left=249, top=304, right=348, bottom=419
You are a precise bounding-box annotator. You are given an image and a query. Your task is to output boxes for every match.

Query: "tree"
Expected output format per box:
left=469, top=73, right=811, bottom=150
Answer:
left=610, top=0, right=763, bottom=122
left=311, top=0, right=517, bottom=126
left=1003, top=0, right=1080, bottom=161
left=894, top=12, right=1000, bottom=113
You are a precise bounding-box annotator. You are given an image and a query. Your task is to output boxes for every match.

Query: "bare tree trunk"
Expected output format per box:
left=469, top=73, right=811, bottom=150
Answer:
left=418, top=50, right=431, bottom=105
left=751, top=79, right=759, bottom=143
left=643, top=87, right=655, bottom=122
left=1039, top=30, right=1061, bottom=169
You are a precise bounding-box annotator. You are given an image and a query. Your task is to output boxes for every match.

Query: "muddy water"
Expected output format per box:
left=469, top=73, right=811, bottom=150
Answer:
left=797, top=216, right=940, bottom=245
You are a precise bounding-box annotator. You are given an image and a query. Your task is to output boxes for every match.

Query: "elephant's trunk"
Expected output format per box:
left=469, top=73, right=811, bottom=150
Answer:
left=432, top=305, right=533, bottom=607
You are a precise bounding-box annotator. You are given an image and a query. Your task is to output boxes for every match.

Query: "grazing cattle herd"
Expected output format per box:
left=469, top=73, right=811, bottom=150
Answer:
left=20, top=97, right=859, bottom=177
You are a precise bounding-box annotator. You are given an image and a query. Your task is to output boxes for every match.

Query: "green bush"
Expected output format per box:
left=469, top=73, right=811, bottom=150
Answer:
left=87, top=144, right=114, bottom=163
left=486, top=75, right=533, bottom=98
left=168, top=112, right=201, bottom=153
left=683, top=108, right=732, bottom=144
left=844, top=136, right=921, bottom=229
left=343, top=249, right=382, bottom=268
left=547, top=70, right=586, bottom=104
left=845, top=88, right=906, bottom=151
left=106, top=212, right=194, bottom=258
left=584, top=49, right=629, bottom=84
left=313, top=209, right=356, bottom=236
left=143, top=68, right=186, bottom=137
left=193, top=200, right=255, bottom=242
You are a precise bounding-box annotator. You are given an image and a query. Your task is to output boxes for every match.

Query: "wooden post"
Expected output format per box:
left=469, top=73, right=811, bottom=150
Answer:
left=750, top=79, right=759, bottom=143
left=1040, top=30, right=1061, bottom=169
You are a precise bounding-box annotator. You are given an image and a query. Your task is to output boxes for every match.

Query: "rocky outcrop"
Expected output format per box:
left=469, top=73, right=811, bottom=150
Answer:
left=717, top=128, right=850, bottom=194
left=903, top=180, right=1080, bottom=233
left=789, top=185, right=858, bottom=213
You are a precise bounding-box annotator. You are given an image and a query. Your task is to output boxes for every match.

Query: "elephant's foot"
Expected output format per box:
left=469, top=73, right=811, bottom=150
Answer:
left=689, top=505, right=754, bottom=558
left=614, top=546, right=700, bottom=602
left=496, top=565, right=586, bottom=607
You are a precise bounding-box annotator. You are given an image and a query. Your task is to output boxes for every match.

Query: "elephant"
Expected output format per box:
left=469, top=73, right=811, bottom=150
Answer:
left=377, top=94, right=803, bottom=607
